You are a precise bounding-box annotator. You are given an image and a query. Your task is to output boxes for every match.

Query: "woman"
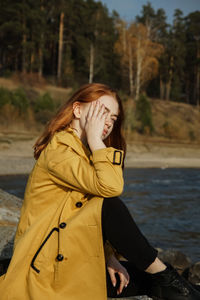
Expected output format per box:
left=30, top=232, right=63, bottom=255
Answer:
left=0, top=83, right=199, bottom=300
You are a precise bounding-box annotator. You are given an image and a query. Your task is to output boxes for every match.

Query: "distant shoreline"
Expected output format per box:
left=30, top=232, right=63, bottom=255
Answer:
left=0, top=136, right=200, bottom=175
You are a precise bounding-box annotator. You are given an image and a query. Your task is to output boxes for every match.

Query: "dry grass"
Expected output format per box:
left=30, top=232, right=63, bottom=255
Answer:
left=0, top=78, right=19, bottom=90
left=0, top=77, right=72, bottom=102
left=34, top=85, right=72, bottom=102
left=151, top=99, right=200, bottom=143
left=1, top=77, right=200, bottom=145
left=124, top=97, right=200, bottom=145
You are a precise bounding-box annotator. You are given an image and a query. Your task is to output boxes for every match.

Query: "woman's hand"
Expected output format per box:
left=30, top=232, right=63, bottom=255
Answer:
left=107, top=254, right=130, bottom=295
left=85, top=100, right=108, bottom=152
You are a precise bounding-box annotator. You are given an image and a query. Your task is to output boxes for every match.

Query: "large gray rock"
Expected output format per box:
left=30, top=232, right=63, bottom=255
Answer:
left=188, top=262, right=200, bottom=285
left=158, top=248, right=191, bottom=275
left=0, top=189, right=21, bottom=259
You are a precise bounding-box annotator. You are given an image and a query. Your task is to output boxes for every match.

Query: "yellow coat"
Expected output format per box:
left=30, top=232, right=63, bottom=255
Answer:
left=0, top=128, right=124, bottom=300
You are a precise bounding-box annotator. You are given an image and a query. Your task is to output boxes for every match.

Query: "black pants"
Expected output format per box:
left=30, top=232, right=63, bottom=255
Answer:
left=101, top=197, right=158, bottom=298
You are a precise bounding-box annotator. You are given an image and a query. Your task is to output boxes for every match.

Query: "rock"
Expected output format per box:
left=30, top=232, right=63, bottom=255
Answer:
left=188, top=262, right=200, bottom=285
left=158, top=248, right=191, bottom=275
left=0, top=258, right=11, bottom=276
left=0, top=189, right=21, bottom=260
left=0, top=228, right=15, bottom=259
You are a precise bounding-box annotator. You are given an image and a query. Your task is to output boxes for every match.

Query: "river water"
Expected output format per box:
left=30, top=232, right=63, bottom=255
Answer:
left=0, top=168, right=200, bottom=262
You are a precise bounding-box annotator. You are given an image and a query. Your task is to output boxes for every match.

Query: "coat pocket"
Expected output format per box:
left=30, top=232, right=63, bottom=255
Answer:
left=84, top=224, right=100, bottom=258
left=30, top=227, right=59, bottom=274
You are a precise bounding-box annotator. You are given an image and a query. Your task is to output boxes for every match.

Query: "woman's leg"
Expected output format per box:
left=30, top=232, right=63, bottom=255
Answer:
left=101, top=196, right=158, bottom=271
left=102, top=197, right=200, bottom=300
left=102, top=196, right=158, bottom=298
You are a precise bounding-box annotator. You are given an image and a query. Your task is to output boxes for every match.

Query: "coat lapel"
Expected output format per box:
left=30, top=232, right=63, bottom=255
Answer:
left=56, top=128, right=91, bottom=161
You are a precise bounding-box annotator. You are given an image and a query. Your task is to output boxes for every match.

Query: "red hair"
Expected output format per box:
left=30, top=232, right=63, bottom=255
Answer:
left=34, top=83, right=126, bottom=162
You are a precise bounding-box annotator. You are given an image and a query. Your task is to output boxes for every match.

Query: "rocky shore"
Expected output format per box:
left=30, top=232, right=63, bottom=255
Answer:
left=0, top=188, right=200, bottom=299
left=0, top=133, right=200, bottom=299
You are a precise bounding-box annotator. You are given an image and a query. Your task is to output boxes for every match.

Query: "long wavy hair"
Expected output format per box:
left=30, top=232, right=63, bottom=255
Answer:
left=34, top=83, right=126, bottom=162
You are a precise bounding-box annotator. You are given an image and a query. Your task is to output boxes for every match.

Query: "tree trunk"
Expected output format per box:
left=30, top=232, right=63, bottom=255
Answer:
left=57, top=11, right=64, bottom=83
left=38, top=1, right=44, bottom=79
left=122, top=22, right=127, bottom=53
left=30, top=52, right=35, bottom=73
left=89, top=42, right=94, bottom=83
left=15, top=55, right=18, bottom=71
left=128, top=42, right=134, bottom=96
left=38, top=33, right=44, bottom=79
left=21, top=11, right=27, bottom=74
left=22, top=33, right=27, bottom=74
left=135, top=38, right=142, bottom=100
left=165, top=56, right=174, bottom=100
left=160, top=77, right=165, bottom=99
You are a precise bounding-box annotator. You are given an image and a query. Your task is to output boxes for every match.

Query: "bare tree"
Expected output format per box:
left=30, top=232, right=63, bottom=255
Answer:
left=57, top=11, right=64, bottom=83
left=89, top=43, right=94, bottom=83
left=128, top=40, right=134, bottom=95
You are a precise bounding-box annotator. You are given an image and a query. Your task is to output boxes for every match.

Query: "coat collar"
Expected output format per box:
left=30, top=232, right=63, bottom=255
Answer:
left=56, top=127, right=91, bottom=159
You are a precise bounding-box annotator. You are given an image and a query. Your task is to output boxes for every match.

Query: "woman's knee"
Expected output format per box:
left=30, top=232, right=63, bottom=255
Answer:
left=103, top=196, right=124, bottom=210
left=102, top=197, right=130, bottom=216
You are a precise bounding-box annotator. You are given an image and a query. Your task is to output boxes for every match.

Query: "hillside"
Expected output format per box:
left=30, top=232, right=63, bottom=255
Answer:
left=0, top=77, right=200, bottom=145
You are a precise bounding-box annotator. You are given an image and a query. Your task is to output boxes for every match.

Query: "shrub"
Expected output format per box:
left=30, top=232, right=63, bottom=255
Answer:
left=34, top=92, right=55, bottom=113
left=189, top=130, right=195, bottom=141
left=35, top=110, right=55, bottom=125
left=0, top=87, right=12, bottom=108
left=0, top=87, right=29, bottom=113
left=11, top=88, right=29, bottom=113
left=124, top=101, right=135, bottom=133
left=135, top=94, right=154, bottom=134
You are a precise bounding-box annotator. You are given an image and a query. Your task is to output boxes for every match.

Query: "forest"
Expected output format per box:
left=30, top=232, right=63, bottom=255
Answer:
left=0, top=0, right=200, bottom=106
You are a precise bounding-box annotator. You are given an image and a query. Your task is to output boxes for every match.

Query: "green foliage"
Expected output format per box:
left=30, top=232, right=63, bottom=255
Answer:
left=163, top=121, right=170, bottom=137
left=188, top=130, right=195, bottom=141
left=11, top=88, right=29, bottom=112
left=0, top=87, right=12, bottom=108
left=124, top=105, right=135, bottom=132
left=118, top=90, right=129, bottom=102
left=0, top=0, right=199, bottom=105
left=135, top=94, right=154, bottom=134
left=0, top=87, right=57, bottom=124
left=35, top=110, right=55, bottom=125
left=0, top=87, right=28, bottom=113
left=33, top=93, right=55, bottom=113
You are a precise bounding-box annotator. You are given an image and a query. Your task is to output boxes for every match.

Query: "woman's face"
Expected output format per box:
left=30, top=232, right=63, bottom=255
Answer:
left=80, top=95, right=119, bottom=140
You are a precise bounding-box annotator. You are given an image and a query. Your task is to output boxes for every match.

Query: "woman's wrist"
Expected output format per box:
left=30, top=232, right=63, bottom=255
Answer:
left=88, top=138, right=106, bottom=152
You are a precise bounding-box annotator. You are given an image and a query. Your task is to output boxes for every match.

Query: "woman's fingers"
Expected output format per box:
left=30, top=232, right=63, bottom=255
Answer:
left=106, top=255, right=130, bottom=295
left=108, top=268, right=117, bottom=287
left=91, top=100, right=99, bottom=117
left=86, top=101, right=94, bottom=120
left=99, top=104, right=107, bottom=119
left=117, top=273, right=125, bottom=294
left=87, top=101, right=104, bottom=120
left=117, top=271, right=129, bottom=295
left=85, top=100, right=108, bottom=143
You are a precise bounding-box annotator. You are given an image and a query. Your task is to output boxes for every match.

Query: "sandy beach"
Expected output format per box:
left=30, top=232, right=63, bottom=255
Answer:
left=0, top=133, right=200, bottom=175
left=125, top=142, right=200, bottom=168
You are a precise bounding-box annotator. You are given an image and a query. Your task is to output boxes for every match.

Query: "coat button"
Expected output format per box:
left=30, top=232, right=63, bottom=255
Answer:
left=56, top=254, right=64, bottom=261
left=76, top=201, right=83, bottom=208
left=59, top=222, right=67, bottom=229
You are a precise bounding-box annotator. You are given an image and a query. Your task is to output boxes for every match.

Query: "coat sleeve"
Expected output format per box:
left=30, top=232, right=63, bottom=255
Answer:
left=46, top=146, right=124, bottom=198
